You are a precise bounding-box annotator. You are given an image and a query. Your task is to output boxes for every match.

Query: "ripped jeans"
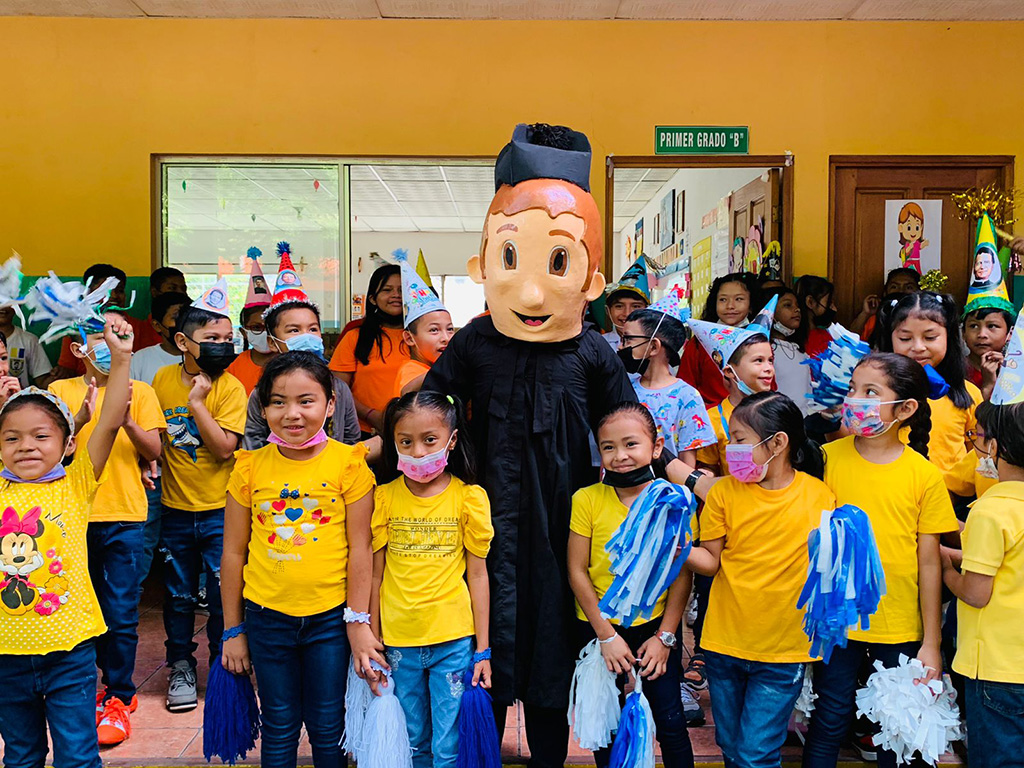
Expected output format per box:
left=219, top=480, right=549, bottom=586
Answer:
left=386, top=637, right=474, bottom=768
left=159, top=507, right=224, bottom=667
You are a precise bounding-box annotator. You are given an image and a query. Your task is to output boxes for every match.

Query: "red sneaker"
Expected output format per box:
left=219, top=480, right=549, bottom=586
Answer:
left=97, top=697, right=134, bottom=746
left=96, top=689, right=106, bottom=725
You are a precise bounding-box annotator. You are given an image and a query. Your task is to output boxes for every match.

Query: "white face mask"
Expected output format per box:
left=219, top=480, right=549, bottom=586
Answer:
left=244, top=329, right=271, bottom=354
left=977, top=455, right=999, bottom=480
left=773, top=320, right=796, bottom=338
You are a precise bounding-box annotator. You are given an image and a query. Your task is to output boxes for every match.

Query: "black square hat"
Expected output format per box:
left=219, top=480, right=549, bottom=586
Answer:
left=493, top=123, right=592, bottom=193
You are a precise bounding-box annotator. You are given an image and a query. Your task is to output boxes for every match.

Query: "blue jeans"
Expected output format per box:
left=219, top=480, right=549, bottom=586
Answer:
left=87, top=520, right=144, bottom=704
left=576, top=619, right=694, bottom=768
left=386, top=636, right=474, bottom=768
left=705, top=650, right=805, bottom=768
left=801, top=639, right=919, bottom=768
left=139, top=477, right=163, bottom=590
left=0, top=641, right=101, bottom=768
left=159, top=506, right=224, bottom=666
left=245, top=601, right=350, bottom=768
left=965, top=678, right=1024, bottom=768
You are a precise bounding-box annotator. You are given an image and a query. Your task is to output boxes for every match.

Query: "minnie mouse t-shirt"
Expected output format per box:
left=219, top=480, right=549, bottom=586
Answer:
left=0, top=445, right=107, bottom=654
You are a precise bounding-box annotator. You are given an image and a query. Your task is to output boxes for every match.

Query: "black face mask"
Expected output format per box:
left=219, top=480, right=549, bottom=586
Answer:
left=617, top=344, right=650, bottom=376
left=193, top=341, right=237, bottom=375
left=817, top=307, right=837, bottom=326
left=602, top=465, right=656, bottom=488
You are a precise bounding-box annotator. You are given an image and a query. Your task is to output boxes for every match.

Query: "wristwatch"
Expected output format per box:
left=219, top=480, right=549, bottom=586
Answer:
left=684, top=469, right=703, bottom=492
left=658, top=631, right=677, bottom=648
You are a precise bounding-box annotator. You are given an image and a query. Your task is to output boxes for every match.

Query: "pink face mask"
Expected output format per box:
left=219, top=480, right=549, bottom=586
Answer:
left=724, top=434, right=777, bottom=483
left=397, top=432, right=456, bottom=484
left=268, top=416, right=329, bottom=450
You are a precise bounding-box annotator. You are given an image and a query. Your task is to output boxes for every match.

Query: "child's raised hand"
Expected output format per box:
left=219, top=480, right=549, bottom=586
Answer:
left=103, top=314, right=134, bottom=358
left=598, top=631, right=634, bottom=675
left=636, top=636, right=670, bottom=680
left=981, top=350, right=1004, bottom=380
left=75, top=377, right=99, bottom=432
left=0, top=375, right=21, bottom=405
left=472, top=659, right=492, bottom=689
left=189, top=372, right=213, bottom=404
left=861, top=295, right=880, bottom=317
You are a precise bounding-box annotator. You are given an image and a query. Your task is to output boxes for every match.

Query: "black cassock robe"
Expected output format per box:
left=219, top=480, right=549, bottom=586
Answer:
left=423, top=314, right=636, bottom=708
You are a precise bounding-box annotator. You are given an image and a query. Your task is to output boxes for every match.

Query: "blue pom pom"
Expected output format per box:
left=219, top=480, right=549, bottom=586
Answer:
left=922, top=364, right=951, bottom=400
left=607, top=673, right=655, bottom=768
left=246, top=246, right=262, bottom=261
left=456, top=668, right=501, bottom=768
left=392, top=248, right=410, bottom=263
left=203, top=657, right=261, bottom=765
left=276, top=241, right=291, bottom=257
left=803, top=324, right=871, bottom=412
left=797, top=505, right=886, bottom=663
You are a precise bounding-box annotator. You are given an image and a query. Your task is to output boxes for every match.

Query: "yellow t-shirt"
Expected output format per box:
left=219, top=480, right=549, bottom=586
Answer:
left=227, top=440, right=375, bottom=616
left=953, top=482, right=1024, bottom=684
left=372, top=476, right=493, bottom=647
left=0, top=444, right=107, bottom=654
left=904, top=384, right=982, bottom=492
left=701, top=472, right=835, bottom=663
left=153, top=364, right=248, bottom=512
left=945, top=450, right=999, bottom=500
left=696, top=398, right=735, bottom=475
left=50, top=377, right=166, bottom=523
left=569, top=483, right=674, bottom=624
left=824, top=436, right=957, bottom=643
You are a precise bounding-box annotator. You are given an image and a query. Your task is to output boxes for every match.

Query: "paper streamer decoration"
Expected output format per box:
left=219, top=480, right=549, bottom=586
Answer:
left=855, top=656, right=962, bottom=766
left=598, top=479, right=696, bottom=627
left=568, top=638, right=620, bottom=751
left=793, top=665, right=817, bottom=725
left=607, top=671, right=655, bottom=768
left=343, top=661, right=413, bottom=768
left=456, top=667, right=501, bottom=768
left=803, top=324, right=871, bottom=413
left=342, top=658, right=373, bottom=757
left=797, top=505, right=886, bottom=663
left=0, top=253, right=24, bottom=308
left=202, top=657, right=261, bottom=765
left=23, top=272, right=119, bottom=343
left=991, top=304, right=1024, bottom=404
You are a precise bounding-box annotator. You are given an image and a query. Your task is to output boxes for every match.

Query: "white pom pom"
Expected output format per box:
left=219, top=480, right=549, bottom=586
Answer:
left=23, top=271, right=120, bottom=343
left=793, top=665, right=817, bottom=725
left=568, top=638, right=621, bottom=750
left=360, top=670, right=414, bottom=768
left=341, top=659, right=373, bottom=756
left=855, top=655, right=962, bottom=765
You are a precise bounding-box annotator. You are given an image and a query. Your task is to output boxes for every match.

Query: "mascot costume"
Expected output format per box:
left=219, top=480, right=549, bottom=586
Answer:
left=424, top=123, right=635, bottom=764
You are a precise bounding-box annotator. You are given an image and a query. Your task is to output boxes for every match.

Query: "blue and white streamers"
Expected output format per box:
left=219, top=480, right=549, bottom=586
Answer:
left=568, top=638, right=620, bottom=751
left=598, top=480, right=696, bottom=627
left=803, top=323, right=871, bottom=413
left=456, top=667, right=501, bottom=768
left=855, top=656, right=962, bottom=766
left=797, top=505, right=886, bottom=663
left=607, top=672, right=655, bottom=768
left=24, top=271, right=119, bottom=343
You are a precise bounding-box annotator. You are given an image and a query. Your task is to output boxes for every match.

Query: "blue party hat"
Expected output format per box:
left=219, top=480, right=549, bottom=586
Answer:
left=686, top=318, right=770, bottom=371
left=607, top=257, right=651, bottom=304
left=992, top=305, right=1024, bottom=405
left=394, top=248, right=447, bottom=328
left=750, top=294, right=779, bottom=336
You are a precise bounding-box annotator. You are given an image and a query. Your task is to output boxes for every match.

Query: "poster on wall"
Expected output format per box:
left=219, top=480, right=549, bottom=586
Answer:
left=635, top=219, right=644, bottom=258
left=717, top=195, right=731, bottom=231
left=884, top=199, right=942, bottom=275
left=711, top=230, right=731, bottom=280
left=675, top=191, right=686, bottom=233
left=691, top=236, right=713, bottom=317
left=660, top=192, right=675, bottom=247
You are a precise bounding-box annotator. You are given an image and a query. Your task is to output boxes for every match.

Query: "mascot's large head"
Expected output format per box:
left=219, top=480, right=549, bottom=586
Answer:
left=469, top=123, right=605, bottom=342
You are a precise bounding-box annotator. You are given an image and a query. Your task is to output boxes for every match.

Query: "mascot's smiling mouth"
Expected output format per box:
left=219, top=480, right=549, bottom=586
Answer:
left=513, top=312, right=551, bottom=327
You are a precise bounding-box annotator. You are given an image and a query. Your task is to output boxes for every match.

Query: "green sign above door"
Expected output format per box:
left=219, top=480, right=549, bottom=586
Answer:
left=655, top=126, right=749, bottom=155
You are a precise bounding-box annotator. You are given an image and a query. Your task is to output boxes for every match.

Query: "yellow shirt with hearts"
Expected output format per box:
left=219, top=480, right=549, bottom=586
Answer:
left=227, top=440, right=374, bottom=616
left=0, top=444, right=107, bottom=654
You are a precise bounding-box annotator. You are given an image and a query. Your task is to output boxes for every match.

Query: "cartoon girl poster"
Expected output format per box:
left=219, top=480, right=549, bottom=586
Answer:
left=884, top=199, right=942, bottom=276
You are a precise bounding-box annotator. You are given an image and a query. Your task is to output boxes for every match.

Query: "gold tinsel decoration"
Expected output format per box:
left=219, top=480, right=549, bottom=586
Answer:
left=950, top=183, right=1017, bottom=236
left=919, top=269, right=949, bottom=293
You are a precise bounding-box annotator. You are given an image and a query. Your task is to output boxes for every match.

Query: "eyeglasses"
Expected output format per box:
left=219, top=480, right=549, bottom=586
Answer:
left=619, top=334, right=653, bottom=345
left=966, top=430, right=989, bottom=448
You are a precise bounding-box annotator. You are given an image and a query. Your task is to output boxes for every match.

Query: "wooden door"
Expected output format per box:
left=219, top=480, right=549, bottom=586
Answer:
left=829, top=156, right=1013, bottom=323
left=731, top=170, right=780, bottom=272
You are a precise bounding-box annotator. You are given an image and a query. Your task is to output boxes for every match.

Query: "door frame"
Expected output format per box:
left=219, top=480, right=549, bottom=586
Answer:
left=826, top=154, right=1015, bottom=281
left=604, top=155, right=795, bottom=280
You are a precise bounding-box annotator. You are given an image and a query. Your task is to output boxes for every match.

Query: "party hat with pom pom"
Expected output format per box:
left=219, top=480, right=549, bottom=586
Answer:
left=243, top=247, right=271, bottom=309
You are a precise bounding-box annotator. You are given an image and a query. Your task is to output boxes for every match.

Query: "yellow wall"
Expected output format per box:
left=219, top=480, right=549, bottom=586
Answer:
left=2, top=17, right=1022, bottom=279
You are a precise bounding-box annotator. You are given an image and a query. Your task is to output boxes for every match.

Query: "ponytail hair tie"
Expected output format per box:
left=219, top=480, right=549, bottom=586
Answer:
left=446, top=395, right=454, bottom=405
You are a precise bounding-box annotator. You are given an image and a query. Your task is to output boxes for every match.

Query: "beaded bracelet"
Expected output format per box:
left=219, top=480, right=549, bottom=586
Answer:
left=222, top=623, right=246, bottom=642
left=472, top=648, right=491, bottom=664
left=344, top=607, right=371, bottom=625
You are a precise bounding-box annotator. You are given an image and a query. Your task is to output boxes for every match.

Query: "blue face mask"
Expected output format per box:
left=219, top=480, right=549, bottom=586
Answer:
left=84, top=340, right=112, bottom=374
left=284, top=333, right=325, bottom=357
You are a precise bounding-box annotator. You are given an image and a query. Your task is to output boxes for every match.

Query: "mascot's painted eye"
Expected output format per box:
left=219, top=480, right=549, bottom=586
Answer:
left=548, top=246, right=569, bottom=277
left=502, top=241, right=518, bottom=270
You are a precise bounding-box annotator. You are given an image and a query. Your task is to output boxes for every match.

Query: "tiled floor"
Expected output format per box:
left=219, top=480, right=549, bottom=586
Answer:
left=57, top=581, right=962, bottom=766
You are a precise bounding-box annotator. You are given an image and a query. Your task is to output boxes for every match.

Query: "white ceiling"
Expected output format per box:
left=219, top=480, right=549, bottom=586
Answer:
left=165, top=163, right=494, bottom=234
left=612, top=167, right=677, bottom=230
left=6, top=0, right=1024, bottom=19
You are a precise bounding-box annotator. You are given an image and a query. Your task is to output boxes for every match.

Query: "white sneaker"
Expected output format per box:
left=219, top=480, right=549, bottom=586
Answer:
left=680, top=683, right=706, bottom=727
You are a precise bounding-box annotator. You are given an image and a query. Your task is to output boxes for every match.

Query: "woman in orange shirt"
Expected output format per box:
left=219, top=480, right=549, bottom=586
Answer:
left=329, top=264, right=409, bottom=435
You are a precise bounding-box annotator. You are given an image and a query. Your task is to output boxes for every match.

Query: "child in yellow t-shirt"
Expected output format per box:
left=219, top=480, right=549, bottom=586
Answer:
left=803, top=353, right=957, bottom=768
left=882, top=292, right=983, bottom=492
left=221, top=351, right=376, bottom=765
left=50, top=310, right=166, bottom=746
left=152, top=301, right=247, bottom=713
left=943, top=401, right=1024, bottom=766
left=371, top=391, right=493, bottom=768
left=685, top=391, right=834, bottom=768
left=568, top=402, right=694, bottom=768
left=0, top=316, right=133, bottom=768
